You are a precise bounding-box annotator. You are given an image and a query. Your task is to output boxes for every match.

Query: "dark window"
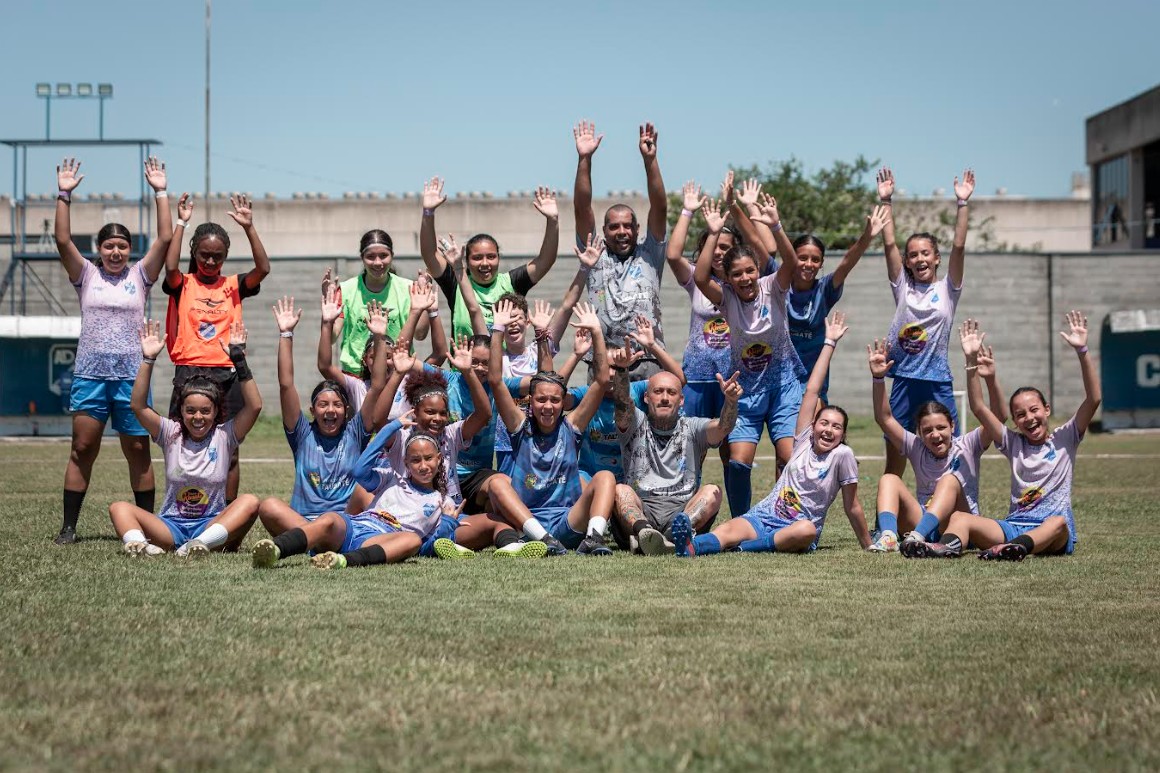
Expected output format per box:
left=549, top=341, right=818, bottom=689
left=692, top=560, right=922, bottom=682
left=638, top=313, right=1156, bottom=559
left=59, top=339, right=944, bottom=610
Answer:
left=1093, top=154, right=1129, bottom=247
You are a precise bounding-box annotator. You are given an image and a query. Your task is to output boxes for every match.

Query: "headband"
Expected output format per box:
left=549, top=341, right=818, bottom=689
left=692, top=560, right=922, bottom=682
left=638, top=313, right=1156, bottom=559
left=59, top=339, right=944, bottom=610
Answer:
left=530, top=372, right=567, bottom=390
left=360, top=239, right=392, bottom=256
left=414, top=388, right=448, bottom=405
left=405, top=432, right=441, bottom=451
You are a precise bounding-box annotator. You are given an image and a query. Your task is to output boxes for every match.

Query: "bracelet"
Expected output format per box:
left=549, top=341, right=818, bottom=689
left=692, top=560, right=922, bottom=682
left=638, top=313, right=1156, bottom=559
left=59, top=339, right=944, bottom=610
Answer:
left=680, top=208, right=693, bottom=219
left=491, top=324, right=505, bottom=334
left=176, top=218, right=189, bottom=229
left=422, top=208, right=435, bottom=217
left=279, top=331, right=294, bottom=339
left=872, top=376, right=884, bottom=383
left=964, top=365, right=978, bottom=371
left=57, top=190, right=71, bottom=202
left=578, top=264, right=592, bottom=273
left=155, top=190, right=169, bottom=199
left=823, top=338, right=836, bottom=348
left=771, top=222, right=782, bottom=233
left=1077, top=345, right=1088, bottom=354
left=957, top=198, right=968, bottom=207
left=534, top=327, right=552, bottom=343
left=142, top=356, right=157, bottom=365
left=879, top=198, right=892, bottom=204
left=427, top=310, right=439, bottom=319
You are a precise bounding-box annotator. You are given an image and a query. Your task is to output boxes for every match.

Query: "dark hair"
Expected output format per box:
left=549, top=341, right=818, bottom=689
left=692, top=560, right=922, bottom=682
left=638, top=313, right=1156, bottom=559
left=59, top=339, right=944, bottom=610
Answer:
left=793, top=234, right=826, bottom=257
left=187, top=222, right=231, bottom=273
left=913, top=400, right=953, bottom=427
left=817, top=404, right=849, bottom=444
left=404, top=369, right=449, bottom=409
left=97, top=223, right=131, bottom=247
left=177, top=377, right=225, bottom=436
left=360, top=334, right=392, bottom=377
left=529, top=372, right=568, bottom=431
left=1009, top=386, right=1048, bottom=416
left=469, top=334, right=490, bottom=350
left=465, top=233, right=500, bottom=258
left=722, top=244, right=761, bottom=276
left=359, top=229, right=394, bottom=255
left=694, top=225, right=742, bottom=257
left=497, top=292, right=528, bottom=317
left=309, top=380, right=352, bottom=431
left=603, top=204, right=638, bottom=228
left=402, top=432, right=447, bottom=496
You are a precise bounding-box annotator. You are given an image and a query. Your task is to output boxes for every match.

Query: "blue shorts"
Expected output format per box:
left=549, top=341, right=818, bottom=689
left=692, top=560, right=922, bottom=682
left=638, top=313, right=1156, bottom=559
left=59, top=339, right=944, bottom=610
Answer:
left=161, top=515, right=215, bottom=546
left=889, top=376, right=959, bottom=435
left=683, top=380, right=724, bottom=419
left=419, top=515, right=461, bottom=557
left=340, top=512, right=401, bottom=553
left=533, top=506, right=586, bottom=550
left=70, top=376, right=149, bottom=435
left=729, top=379, right=804, bottom=445
left=741, top=513, right=820, bottom=552
left=997, top=518, right=1075, bottom=555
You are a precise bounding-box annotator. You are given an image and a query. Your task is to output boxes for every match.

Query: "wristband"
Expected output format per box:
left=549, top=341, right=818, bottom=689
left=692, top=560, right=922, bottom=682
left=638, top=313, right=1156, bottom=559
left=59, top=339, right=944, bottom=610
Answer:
left=771, top=222, right=782, bottom=233
left=1077, top=345, right=1088, bottom=354
left=176, top=218, right=189, bottom=229
left=534, top=327, right=552, bottom=343
left=680, top=208, right=694, bottom=219
left=872, top=376, right=884, bottom=383
left=279, top=331, right=294, bottom=339
left=957, top=198, right=968, bottom=207
left=229, top=345, right=254, bottom=382
left=578, top=264, right=592, bottom=273
left=422, top=208, right=435, bottom=217
left=491, top=324, right=505, bottom=334
left=823, top=338, right=836, bottom=348
left=142, top=356, right=157, bottom=365
left=964, top=365, right=978, bottom=371
left=57, top=190, right=71, bottom=202
left=155, top=190, right=169, bottom=199
left=879, top=198, right=892, bottom=204
left=428, top=310, right=439, bottom=319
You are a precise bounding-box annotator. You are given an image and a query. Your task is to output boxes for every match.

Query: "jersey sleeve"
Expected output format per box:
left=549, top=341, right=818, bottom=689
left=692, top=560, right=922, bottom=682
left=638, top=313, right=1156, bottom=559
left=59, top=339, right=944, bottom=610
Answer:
left=433, top=264, right=458, bottom=308
left=822, top=273, right=843, bottom=307
left=835, top=447, right=860, bottom=486
left=630, top=380, right=648, bottom=411
left=961, top=427, right=985, bottom=459
left=900, top=430, right=920, bottom=460
left=503, top=376, right=524, bottom=398
left=641, top=231, right=667, bottom=272
left=237, top=273, right=262, bottom=299
left=154, top=416, right=178, bottom=447
left=285, top=412, right=311, bottom=453
left=997, top=425, right=1018, bottom=458
left=222, top=419, right=242, bottom=451
left=162, top=272, right=186, bottom=299
left=1054, top=416, right=1083, bottom=449
left=509, top=264, right=535, bottom=294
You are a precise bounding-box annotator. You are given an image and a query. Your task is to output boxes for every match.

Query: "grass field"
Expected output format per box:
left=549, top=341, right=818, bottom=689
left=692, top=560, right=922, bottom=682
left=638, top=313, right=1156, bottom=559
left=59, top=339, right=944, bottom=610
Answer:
left=2, top=417, right=1159, bottom=771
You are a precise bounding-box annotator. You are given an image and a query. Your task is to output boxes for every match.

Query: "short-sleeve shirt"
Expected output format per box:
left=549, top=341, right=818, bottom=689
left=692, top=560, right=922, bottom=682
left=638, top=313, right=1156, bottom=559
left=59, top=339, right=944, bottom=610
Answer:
left=509, top=418, right=583, bottom=511
left=568, top=381, right=648, bottom=481
left=788, top=274, right=844, bottom=388
left=900, top=427, right=985, bottom=514
left=719, top=274, right=805, bottom=393
left=582, top=232, right=667, bottom=350
left=998, top=417, right=1083, bottom=540
left=619, top=408, right=712, bottom=502
left=163, top=273, right=261, bottom=367
left=446, top=371, right=495, bottom=476
left=337, top=273, right=414, bottom=376
left=285, top=413, right=370, bottom=518
left=154, top=417, right=239, bottom=521
left=747, top=427, right=859, bottom=536
left=887, top=274, right=961, bottom=382
left=681, top=272, right=732, bottom=382
left=386, top=419, right=469, bottom=503
left=72, top=261, right=154, bottom=380
left=434, top=264, right=535, bottom=343
left=361, top=468, right=452, bottom=538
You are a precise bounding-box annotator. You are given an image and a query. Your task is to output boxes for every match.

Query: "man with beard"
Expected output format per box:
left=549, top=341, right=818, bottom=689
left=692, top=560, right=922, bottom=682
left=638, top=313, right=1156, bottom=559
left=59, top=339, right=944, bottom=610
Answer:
left=611, top=357, right=742, bottom=555
left=572, top=119, right=668, bottom=381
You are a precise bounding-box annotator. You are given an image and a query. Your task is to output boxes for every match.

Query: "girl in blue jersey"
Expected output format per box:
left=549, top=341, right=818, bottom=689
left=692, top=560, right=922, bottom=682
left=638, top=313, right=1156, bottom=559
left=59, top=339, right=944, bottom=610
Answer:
left=251, top=415, right=457, bottom=569
left=484, top=300, right=618, bottom=555
left=877, top=167, right=975, bottom=476
left=693, top=198, right=805, bottom=517
left=252, top=297, right=385, bottom=546
left=672, top=312, right=871, bottom=556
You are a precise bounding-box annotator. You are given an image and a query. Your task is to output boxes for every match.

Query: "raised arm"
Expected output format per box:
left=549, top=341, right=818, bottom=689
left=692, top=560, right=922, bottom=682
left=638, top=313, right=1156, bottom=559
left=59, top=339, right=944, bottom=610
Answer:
left=877, top=168, right=902, bottom=283
left=446, top=336, right=492, bottom=442
left=733, top=177, right=774, bottom=270
left=360, top=300, right=391, bottom=432
left=626, top=315, right=684, bottom=384
left=372, top=340, right=417, bottom=431
left=572, top=120, right=602, bottom=243
left=132, top=319, right=166, bottom=439
left=353, top=416, right=409, bottom=492
left=948, top=169, right=975, bottom=288
left=316, top=281, right=345, bottom=382
left=639, top=122, right=667, bottom=241
left=419, top=177, right=449, bottom=276
left=525, top=187, right=560, bottom=284
left=164, top=194, right=192, bottom=290
left=53, top=158, right=87, bottom=283
left=139, top=156, right=174, bottom=282
left=1060, top=310, right=1101, bottom=435
left=440, top=234, right=486, bottom=336
left=869, top=338, right=905, bottom=450
left=405, top=280, right=445, bottom=365
left=489, top=300, right=528, bottom=433
left=693, top=199, right=727, bottom=307
left=751, top=193, right=797, bottom=291
left=959, top=319, right=1006, bottom=442
left=842, top=483, right=872, bottom=549
left=706, top=371, right=742, bottom=446
left=226, top=195, right=270, bottom=292
left=557, top=328, right=592, bottom=385
left=831, top=205, right=890, bottom=288
left=797, top=312, right=847, bottom=435
left=224, top=321, right=263, bottom=441
left=610, top=347, right=639, bottom=433
left=528, top=299, right=558, bottom=373
left=272, top=296, right=304, bottom=432
left=564, top=303, right=609, bottom=433
left=549, top=234, right=603, bottom=344
left=666, top=181, right=704, bottom=287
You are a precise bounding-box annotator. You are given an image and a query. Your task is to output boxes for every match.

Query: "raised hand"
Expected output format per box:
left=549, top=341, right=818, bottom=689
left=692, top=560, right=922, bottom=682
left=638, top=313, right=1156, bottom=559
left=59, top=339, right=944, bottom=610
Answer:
left=396, top=408, right=417, bottom=429
left=422, top=176, right=446, bottom=211
left=272, top=295, right=302, bottom=333
left=700, top=198, right=727, bottom=234
left=954, top=169, right=975, bottom=202
left=529, top=299, right=553, bottom=332
left=876, top=167, right=895, bottom=201
left=867, top=204, right=891, bottom=237
left=574, top=232, right=605, bottom=269
left=976, top=343, right=997, bottom=379
left=176, top=192, right=194, bottom=222
left=391, top=340, right=416, bottom=374
left=321, top=283, right=342, bottom=324
left=143, top=156, right=167, bottom=193
left=139, top=319, right=165, bottom=359
left=448, top=334, right=473, bottom=371
left=492, top=299, right=517, bottom=330
left=320, top=267, right=334, bottom=298
left=574, top=120, right=603, bottom=158
left=681, top=180, right=704, bottom=212
left=437, top=233, right=462, bottom=270
left=959, top=318, right=986, bottom=359
left=737, top=178, right=761, bottom=209
left=716, top=370, right=743, bottom=402
left=226, top=194, right=254, bottom=229
left=409, top=280, right=435, bottom=313
left=867, top=339, right=894, bottom=379
left=570, top=301, right=602, bottom=332
left=367, top=300, right=389, bottom=337
left=217, top=321, right=248, bottom=354
left=533, top=186, right=558, bottom=219
left=752, top=192, right=781, bottom=227
left=638, top=122, right=658, bottom=161
left=609, top=346, right=643, bottom=370
left=572, top=327, right=592, bottom=358
left=1059, top=310, right=1089, bottom=350
left=824, top=311, right=848, bottom=343
left=719, top=170, right=735, bottom=207
left=57, top=158, right=84, bottom=192
left=626, top=315, right=655, bottom=350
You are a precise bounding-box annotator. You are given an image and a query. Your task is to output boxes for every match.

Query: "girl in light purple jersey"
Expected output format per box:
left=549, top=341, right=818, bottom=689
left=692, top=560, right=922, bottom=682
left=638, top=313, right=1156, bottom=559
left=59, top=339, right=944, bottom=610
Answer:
left=904, top=311, right=1101, bottom=560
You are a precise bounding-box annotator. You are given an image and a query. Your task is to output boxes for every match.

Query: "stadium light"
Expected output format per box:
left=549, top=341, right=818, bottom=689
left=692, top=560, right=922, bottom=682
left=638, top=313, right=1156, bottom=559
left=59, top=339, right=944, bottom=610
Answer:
left=55, top=83, right=71, bottom=97
left=34, top=81, right=115, bottom=140
left=35, top=83, right=50, bottom=97
left=76, top=83, right=93, bottom=97
left=98, top=83, right=113, bottom=97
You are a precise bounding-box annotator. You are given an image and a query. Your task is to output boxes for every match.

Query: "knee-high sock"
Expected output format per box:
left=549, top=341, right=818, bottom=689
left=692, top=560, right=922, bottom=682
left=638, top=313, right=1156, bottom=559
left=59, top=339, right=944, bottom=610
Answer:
left=877, top=510, right=898, bottom=535
left=133, top=489, right=156, bottom=514
left=915, top=510, right=940, bottom=540
left=724, top=460, right=752, bottom=517
left=273, top=528, right=309, bottom=559
left=344, top=544, right=388, bottom=567
left=737, top=534, right=777, bottom=553
left=692, top=534, right=722, bottom=555
left=62, top=489, right=86, bottom=531
left=194, top=522, right=229, bottom=549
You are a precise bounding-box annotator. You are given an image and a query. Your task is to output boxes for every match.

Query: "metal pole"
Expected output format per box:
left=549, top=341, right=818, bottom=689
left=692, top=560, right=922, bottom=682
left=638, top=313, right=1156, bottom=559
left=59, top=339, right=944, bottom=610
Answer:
left=205, top=0, right=212, bottom=220
left=45, top=96, right=51, bottom=140
left=99, top=97, right=105, bottom=140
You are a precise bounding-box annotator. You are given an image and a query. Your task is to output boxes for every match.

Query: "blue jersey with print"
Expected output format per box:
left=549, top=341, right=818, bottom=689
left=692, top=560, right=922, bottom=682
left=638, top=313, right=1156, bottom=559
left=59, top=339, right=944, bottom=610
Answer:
left=788, top=273, right=843, bottom=384
left=719, top=274, right=805, bottom=393
left=568, top=381, right=648, bottom=480
left=286, top=413, right=369, bottom=517
left=509, top=418, right=584, bottom=511
left=446, top=370, right=495, bottom=476
left=998, top=417, right=1083, bottom=541
left=887, top=274, right=961, bottom=382
left=681, top=273, right=733, bottom=382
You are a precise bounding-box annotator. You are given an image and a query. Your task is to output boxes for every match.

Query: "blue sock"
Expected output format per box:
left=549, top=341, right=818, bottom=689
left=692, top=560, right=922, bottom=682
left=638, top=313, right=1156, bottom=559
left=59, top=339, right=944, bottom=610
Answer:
left=915, top=511, right=940, bottom=541
left=877, top=511, right=898, bottom=535
left=737, top=534, right=776, bottom=553
left=724, top=460, right=752, bottom=517
left=692, top=534, right=722, bottom=555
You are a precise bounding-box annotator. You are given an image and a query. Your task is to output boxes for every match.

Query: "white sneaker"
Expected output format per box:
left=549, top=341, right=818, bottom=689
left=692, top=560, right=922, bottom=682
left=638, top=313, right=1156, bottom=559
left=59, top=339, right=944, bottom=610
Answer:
left=434, top=538, right=475, bottom=560
left=122, top=541, right=148, bottom=557
left=868, top=530, right=899, bottom=553
left=179, top=539, right=211, bottom=559
left=638, top=527, right=674, bottom=556
left=143, top=543, right=166, bottom=556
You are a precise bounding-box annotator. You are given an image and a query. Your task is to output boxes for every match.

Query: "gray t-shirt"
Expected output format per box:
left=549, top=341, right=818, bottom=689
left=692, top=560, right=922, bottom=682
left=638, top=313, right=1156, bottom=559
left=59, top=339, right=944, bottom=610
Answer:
left=582, top=231, right=667, bottom=350
left=619, top=407, right=711, bottom=502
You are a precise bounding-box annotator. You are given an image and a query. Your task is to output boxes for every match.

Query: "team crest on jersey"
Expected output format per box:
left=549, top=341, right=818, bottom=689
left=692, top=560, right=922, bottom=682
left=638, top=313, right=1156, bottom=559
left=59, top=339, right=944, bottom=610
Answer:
left=524, top=472, right=539, bottom=490
left=702, top=317, right=730, bottom=349
left=1044, top=444, right=1057, bottom=461
left=949, top=454, right=961, bottom=472
left=898, top=323, right=928, bottom=354
left=1016, top=486, right=1045, bottom=510
left=124, top=281, right=137, bottom=296
left=308, top=471, right=322, bottom=489
left=930, top=293, right=940, bottom=304
left=176, top=486, right=209, bottom=518
left=817, top=465, right=829, bottom=481
left=422, top=503, right=437, bottom=517
left=741, top=342, right=773, bottom=373
left=198, top=321, right=218, bottom=340
left=207, top=447, right=218, bottom=464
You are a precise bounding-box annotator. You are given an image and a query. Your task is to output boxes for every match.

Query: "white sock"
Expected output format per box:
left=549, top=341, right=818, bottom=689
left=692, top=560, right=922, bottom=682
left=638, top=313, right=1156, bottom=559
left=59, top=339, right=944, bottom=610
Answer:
left=588, top=516, right=608, bottom=538
left=194, top=522, right=229, bottom=549
left=522, top=519, right=548, bottom=541
left=123, top=529, right=146, bottom=544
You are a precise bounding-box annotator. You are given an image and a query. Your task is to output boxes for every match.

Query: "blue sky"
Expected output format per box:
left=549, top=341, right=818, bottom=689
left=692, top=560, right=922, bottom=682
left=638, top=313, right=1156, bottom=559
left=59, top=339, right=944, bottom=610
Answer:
left=1, top=0, right=1157, bottom=200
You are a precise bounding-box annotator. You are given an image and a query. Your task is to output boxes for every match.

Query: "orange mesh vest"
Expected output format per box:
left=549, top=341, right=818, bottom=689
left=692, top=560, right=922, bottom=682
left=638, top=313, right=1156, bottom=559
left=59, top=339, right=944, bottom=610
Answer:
left=165, top=273, right=243, bottom=367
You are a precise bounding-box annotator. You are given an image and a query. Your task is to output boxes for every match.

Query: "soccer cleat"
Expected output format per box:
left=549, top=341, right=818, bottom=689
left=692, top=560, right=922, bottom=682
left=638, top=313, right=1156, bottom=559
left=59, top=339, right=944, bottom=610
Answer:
left=310, top=551, right=348, bottom=570
left=122, top=540, right=148, bottom=557
left=251, top=538, right=280, bottom=568
left=906, top=535, right=963, bottom=559
left=434, top=538, right=476, bottom=560
left=493, top=540, right=548, bottom=559
left=671, top=513, right=695, bottom=558
left=899, top=532, right=930, bottom=559
left=576, top=533, right=613, bottom=556
left=143, top=543, right=166, bottom=556
left=637, top=527, right=674, bottom=556
left=867, top=529, right=899, bottom=553
left=53, top=528, right=78, bottom=546
left=540, top=534, right=569, bottom=557
left=978, top=542, right=1028, bottom=562
left=181, top=539, right=211, bottom=559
